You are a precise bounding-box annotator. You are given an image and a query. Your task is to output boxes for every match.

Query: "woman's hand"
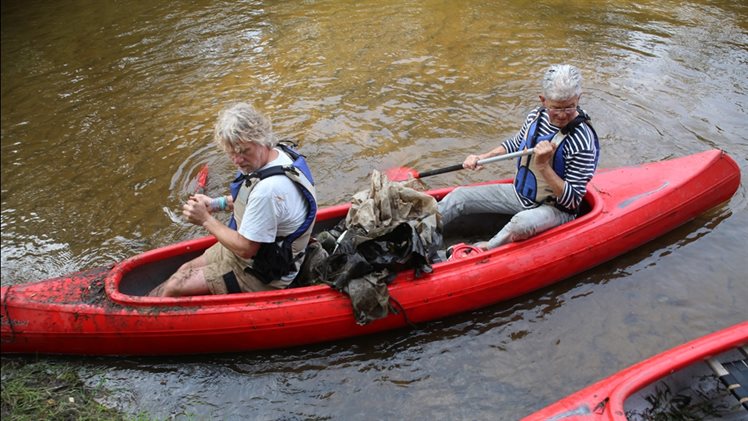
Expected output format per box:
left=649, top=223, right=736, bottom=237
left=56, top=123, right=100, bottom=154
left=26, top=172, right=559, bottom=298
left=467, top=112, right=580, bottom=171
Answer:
left=463, top=154, right=482, bottom=170
left=533, top=141, right=557, bottom=169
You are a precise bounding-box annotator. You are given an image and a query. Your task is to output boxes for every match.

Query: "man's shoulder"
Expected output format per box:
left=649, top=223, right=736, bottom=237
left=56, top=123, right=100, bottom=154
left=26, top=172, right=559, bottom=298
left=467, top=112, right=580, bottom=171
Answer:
left=253, top=172, right=296, bottom=193
left=250, top=150, right=296, bottom=190
left=270, top=148, right=295, bottom=166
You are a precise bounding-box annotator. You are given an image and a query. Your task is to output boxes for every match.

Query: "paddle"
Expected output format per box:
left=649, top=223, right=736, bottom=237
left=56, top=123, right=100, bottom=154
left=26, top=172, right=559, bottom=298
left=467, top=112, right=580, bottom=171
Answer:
left=386, top=148, right=534, bottom=181
left=194, top=164, right=209, bottom=194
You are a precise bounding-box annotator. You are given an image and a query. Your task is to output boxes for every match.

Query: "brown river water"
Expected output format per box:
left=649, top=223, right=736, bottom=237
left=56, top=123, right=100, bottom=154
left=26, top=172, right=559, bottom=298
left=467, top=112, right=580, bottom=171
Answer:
left=2, top=0, right=747, bottom=419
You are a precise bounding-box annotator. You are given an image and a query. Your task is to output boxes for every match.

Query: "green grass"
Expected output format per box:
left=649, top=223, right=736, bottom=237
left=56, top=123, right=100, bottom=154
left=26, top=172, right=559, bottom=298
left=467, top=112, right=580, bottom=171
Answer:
left=1, top=358, right=139, bottom=421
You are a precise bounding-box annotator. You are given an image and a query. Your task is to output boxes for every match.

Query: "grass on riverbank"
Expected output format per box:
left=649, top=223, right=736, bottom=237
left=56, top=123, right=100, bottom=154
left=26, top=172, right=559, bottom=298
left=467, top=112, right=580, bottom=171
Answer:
left=1, top=358, right=131, bottom=421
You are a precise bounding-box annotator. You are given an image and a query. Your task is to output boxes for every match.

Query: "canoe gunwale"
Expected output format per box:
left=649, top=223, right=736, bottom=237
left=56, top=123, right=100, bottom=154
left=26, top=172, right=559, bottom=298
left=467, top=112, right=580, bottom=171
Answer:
left=522, top=321, right=748, bottom=420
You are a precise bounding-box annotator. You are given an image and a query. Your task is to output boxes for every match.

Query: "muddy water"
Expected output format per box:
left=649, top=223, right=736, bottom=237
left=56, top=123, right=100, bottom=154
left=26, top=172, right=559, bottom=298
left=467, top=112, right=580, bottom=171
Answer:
left=2, top=0, right=747, bottom=419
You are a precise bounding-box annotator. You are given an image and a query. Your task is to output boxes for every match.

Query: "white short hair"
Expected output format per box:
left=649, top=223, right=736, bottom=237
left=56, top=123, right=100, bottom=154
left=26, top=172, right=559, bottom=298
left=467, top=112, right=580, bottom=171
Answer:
left=214, top=103, right=276, bottom=153
left=542, top=64, right=583, bottom=101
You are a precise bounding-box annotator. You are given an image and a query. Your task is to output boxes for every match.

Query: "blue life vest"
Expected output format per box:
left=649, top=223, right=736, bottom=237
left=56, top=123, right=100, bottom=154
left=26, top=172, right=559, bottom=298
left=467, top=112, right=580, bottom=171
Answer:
left=514, top=108, right=599, bottom=209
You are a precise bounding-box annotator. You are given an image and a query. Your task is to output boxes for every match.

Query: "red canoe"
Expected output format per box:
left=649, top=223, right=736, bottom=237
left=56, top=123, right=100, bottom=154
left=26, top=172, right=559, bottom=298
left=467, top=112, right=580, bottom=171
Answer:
left=522, top=321, right=748, bottom=420
left=0, top=150, right=741, bottom=356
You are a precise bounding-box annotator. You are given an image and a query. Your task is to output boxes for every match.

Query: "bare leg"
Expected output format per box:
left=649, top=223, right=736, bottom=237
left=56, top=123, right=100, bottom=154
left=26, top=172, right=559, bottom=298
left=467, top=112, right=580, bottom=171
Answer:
left=148, top=255, right=212, bottom=297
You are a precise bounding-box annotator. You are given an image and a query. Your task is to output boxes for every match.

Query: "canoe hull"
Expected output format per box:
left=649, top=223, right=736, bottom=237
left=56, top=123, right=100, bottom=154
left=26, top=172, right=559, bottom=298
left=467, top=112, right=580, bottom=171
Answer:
left=1, top=150, right=741, bottom=356
left=522, top=321, right=748, bottom=420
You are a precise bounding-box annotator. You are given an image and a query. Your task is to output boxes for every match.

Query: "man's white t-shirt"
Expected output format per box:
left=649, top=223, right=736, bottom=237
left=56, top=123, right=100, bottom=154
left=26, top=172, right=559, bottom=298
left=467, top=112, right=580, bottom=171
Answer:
left=237, top=149, right=308, bottom=243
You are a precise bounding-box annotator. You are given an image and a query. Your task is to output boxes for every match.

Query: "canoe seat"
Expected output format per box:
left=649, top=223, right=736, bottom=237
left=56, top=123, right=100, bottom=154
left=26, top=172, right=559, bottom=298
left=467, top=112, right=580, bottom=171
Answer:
left=708, top=346, right=748, bottom=410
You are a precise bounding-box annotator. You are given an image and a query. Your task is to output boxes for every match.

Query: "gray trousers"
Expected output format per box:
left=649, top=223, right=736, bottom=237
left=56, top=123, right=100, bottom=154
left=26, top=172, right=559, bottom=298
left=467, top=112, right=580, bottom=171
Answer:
left=437, top=184, right=575, bottom=249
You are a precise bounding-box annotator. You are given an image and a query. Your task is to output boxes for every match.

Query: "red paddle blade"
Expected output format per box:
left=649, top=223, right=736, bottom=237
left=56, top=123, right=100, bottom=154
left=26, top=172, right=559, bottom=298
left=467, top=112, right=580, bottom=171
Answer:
left=195, top=164, right=209, bottom=193
left=384, top=167, right=419, bottom=182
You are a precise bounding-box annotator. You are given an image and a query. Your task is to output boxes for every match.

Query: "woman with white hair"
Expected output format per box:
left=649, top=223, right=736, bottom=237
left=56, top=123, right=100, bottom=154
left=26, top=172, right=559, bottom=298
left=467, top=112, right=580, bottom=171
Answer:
left=438, top=64, right=600, bottom=250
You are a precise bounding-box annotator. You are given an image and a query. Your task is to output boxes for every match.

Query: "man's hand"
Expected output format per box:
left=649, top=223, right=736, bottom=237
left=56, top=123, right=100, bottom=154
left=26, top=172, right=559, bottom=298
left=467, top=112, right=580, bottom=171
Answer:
left=183, top=195, right=212, bottom=226
left=190, top=193, right=212, bottom=209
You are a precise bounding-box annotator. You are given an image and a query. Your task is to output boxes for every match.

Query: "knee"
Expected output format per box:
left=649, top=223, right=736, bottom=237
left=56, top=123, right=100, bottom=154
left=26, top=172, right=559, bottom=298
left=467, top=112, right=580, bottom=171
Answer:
left=159, top=281, right=182, bottom=297
left=440, top=188, right=466, bottom=207
left=438, top=189, right=466, bottom=224
left=151, top=266, right=191, bottom=297
left=148, top=279, right=179, bottom=297
left=503, top=215, right=537, bottom=242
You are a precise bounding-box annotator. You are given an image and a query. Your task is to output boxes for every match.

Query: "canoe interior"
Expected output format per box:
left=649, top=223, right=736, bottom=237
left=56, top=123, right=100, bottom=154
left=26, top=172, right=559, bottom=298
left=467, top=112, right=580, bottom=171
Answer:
left=117, top=211, right=349, bottom=296
left=118, top=250, right=203, bottom=296
left=624, top=347, right=748, bottom=420
left=117, top=213, right=512, bottom=297
left=117, top=192, right=592, bottom=297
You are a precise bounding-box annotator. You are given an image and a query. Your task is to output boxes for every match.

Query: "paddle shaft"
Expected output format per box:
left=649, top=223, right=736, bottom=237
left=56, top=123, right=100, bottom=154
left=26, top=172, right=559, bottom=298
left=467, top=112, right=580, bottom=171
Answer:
left=416, top=148, right=534, bottom=178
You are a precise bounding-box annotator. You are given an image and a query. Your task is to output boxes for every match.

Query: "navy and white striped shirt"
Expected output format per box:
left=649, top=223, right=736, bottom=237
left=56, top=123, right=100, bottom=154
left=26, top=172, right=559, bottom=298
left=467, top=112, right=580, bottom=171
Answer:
left=501, top=107, right=599, bottom=212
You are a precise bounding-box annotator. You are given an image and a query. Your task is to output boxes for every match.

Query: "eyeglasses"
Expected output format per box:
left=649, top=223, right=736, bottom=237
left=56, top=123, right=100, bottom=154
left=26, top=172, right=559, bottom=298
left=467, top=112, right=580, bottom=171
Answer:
left=228, top=148, right=247, bottom=157
left=227, top=144, right=255, bottom=158
left=547, top=106, right=578, bottom=114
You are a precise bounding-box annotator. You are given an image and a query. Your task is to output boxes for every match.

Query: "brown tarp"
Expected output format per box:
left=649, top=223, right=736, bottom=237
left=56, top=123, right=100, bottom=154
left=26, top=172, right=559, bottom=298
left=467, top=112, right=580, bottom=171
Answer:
left=302, top=170, right=442, bottom=324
